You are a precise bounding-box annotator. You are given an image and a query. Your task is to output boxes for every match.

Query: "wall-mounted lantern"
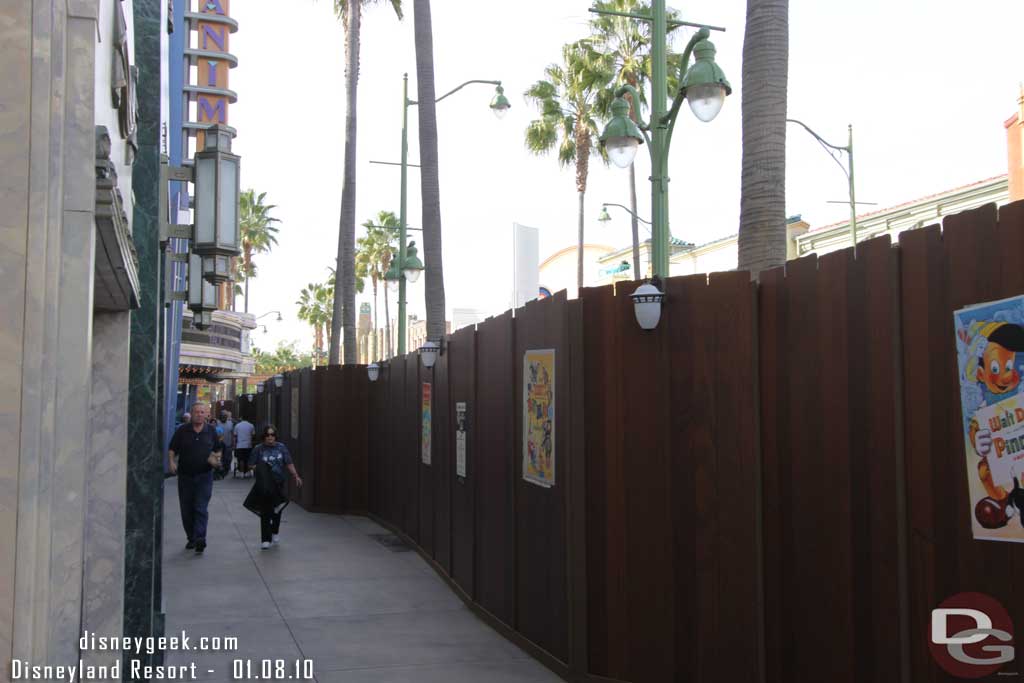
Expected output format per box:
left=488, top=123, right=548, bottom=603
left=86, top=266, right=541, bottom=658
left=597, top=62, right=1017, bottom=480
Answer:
left=187, top=252, right=217, bottom=329
left=419, top=339, right=441, bottom=369
left=367, top=363, right=380, bottom=382
left=192, top=124, right=241, bottom=286
left=273, top=373, right=284, bottom=389
left=631, top=278, right=665, bottom=331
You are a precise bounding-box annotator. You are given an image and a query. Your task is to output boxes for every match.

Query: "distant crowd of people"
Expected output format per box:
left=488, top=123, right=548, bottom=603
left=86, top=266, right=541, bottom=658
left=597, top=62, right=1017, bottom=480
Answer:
left=168, top=403, right=302, bottom=553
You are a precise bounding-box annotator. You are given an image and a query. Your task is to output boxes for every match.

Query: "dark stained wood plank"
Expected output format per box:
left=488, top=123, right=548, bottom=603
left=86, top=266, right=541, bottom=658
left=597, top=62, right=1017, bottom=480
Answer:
left=581, top=284, right=617, bottom=678
left=898, top=224, right=944, bottom=683
left=449, top=325, right=477, bottom=598
left=758, top=263, right=786, bottom=683
left=475, top=311, right=516, bottom=625
left=434, top=341, right=452, bottom=573
left=621, top=275, right=673, bottom=681
left=706, top=270, right=761, bottom=683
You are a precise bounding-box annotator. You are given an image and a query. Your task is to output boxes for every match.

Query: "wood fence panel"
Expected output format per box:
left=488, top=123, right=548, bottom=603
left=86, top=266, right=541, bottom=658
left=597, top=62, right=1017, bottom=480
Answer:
left=404, top=356, right=421, bottom=541
left=581, top=283, right=623, bottom=679
left=620, top=278, right=674, bottom=682
left=433, top=342, right=452, bottom=573
left=420, top=358, right=436, bottom=556
left=475, top=311, right=516, bottom=625
left=757, top=264, right=786, bottom=683
left=901, top=203, right=1024, bottom=682
left=514, top=293, right=569, bottom=664
left=368, top=368, right=387, bottom=518
left=667, top=271, right=761, bottom=683
left=300, top=367, right=315, bottom=509
left=448, top=325, right=477, bottom=598
left=387, top=355, right=407, bottom=530
left=343, top=366, right=369, bottom=512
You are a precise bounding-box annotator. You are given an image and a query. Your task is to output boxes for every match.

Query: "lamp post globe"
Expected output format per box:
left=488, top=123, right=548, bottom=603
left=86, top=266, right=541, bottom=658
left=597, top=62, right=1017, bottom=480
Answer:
left=490, top=85, right=511, bottom=119
left=402, top=241, right=424, bottom=284
left=680, top=40, right=731, bottom=123
left=600, top=96, right=644, bottom=169
left=385, top=258, right=400, bottom=293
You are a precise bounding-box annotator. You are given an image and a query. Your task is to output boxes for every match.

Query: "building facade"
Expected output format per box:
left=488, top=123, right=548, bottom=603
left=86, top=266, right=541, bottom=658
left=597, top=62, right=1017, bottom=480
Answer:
left=1, top=0, right=165, bottom=670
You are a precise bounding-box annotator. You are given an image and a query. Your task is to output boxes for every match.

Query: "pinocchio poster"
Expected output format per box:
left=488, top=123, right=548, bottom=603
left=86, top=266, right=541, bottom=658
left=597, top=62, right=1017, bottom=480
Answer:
left=955, top=295, right=1024, bottom=542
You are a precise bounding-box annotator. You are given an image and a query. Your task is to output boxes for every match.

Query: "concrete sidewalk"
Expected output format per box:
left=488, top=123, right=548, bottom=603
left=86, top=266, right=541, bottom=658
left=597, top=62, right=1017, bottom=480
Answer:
left=162, top=476, right=561, bottom=682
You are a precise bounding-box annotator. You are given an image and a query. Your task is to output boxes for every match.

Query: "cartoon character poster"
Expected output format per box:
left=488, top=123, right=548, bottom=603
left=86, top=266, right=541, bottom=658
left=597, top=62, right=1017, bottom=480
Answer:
left=523, top=349, right=555, bottom=488
left=955, top=296, right=1024, bottom=542
left=422, top=382, right=432, bottom=466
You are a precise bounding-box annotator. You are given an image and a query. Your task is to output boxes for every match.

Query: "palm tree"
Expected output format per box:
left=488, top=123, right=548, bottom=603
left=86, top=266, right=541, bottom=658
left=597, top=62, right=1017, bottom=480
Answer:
left=411, top=0, right=446, bottom=342
left=738, top=0, right=789, bottom=275
left=238, top=189, right=281, bottom=313
left=297, top=281, right=333, bottom=366
left=355, top=211, right=399, bottom=361
left=590, top=1, right=682, bottom=278
left=525, top=39, right=615, bottom=291
left=327, top=0, right=403, bottom=366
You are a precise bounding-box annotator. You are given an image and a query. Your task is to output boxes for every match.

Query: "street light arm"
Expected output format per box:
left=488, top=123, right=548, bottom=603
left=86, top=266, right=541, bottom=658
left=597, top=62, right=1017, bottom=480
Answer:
left=411, top=79, right=502, bottom=106
left=786, top=118, right=850, bottom=180
left=588, top=7, right=727, bottom=33
left=603, top=202, right=652, bottom=226
left=663, top=27, right=711, bottom=150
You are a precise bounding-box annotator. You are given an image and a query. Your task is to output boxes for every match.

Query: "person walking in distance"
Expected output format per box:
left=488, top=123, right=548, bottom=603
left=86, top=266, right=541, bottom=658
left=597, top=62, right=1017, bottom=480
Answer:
left=217, top=410, right=235, bottom=478
left=233, top=415, right=255, bottom=477
left=168, top=402, right=224, bottom=553
left=246, top=425, right=302, bottom=549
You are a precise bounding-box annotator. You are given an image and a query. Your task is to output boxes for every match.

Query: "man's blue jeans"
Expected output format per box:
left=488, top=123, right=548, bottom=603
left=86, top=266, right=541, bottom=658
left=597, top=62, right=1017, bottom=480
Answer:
left=177, top=470, right=213, bottom=542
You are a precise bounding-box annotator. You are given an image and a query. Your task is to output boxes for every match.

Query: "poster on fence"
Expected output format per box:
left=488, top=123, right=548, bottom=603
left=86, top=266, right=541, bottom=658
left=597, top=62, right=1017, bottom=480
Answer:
left=456, top=402, right=467, bottom=479
left=523, top=349, right=555, bottom=488
left=955, top=295, right=1024, bottom=542
left=422, top=382, right=432, bottom=465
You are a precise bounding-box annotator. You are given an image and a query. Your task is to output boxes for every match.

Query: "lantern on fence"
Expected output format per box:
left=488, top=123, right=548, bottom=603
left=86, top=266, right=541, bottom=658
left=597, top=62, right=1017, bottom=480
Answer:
left=631, top=278, right=665, bottom=330
left=367, top=363, right=380, bottom=382
left=273, top=373, right=284, bottom=388
left=419, top=339, right=441, bottom=369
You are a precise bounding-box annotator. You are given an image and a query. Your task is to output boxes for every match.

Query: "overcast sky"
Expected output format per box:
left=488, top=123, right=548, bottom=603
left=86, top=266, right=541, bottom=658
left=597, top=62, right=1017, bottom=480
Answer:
left=227, top=0, right=1024, bottom=353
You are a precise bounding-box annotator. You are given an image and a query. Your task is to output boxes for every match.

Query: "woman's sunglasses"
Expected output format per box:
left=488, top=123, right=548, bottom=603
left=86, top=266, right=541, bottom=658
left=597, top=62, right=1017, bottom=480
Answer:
left=265, top=432, right=276, bottom=438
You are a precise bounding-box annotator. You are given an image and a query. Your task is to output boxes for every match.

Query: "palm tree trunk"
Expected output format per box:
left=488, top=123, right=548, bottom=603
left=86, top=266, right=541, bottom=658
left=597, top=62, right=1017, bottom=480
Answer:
left=384, top=287, right=392, bottom=358
left=575, top=125, right=591, bottom=293
left=624, top=82, right=641, bottom=279
left=628, top=165, right=640, bottom=278
left=332, top=2, right=361, bottom=365
left=576, top=190, right=585, bottom=291
left=244, top=276, right=250, bottom=314
left=371, top=280, right=379, bottom=361
left=413, top=0, right=446, bottom=342
left=738, top=0, right=789, bottom=276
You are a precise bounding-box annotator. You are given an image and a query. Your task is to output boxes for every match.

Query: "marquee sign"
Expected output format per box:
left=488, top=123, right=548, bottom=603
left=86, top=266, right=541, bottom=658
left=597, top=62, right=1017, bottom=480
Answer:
left=185, top=0, right=238, bottom=145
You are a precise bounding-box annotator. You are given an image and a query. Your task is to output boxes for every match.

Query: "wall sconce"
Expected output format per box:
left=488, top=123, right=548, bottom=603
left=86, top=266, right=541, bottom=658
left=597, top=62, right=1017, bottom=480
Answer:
left=193, top=124, right=241, bottom=286
left=367, top=363, right=380, bottom=382
left=187, top=252, right=217, bottom=329
left=419, top=339, right=441, bottom=369
left=273, top=373, right=284, bottom=389
left=631, top=277, right=665, bottom=330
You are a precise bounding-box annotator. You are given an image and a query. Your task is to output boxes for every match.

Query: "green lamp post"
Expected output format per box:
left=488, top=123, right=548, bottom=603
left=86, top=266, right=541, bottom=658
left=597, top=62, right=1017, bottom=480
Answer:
left=596, top=2, right=731, bottom=280
left=381, top=74, right=509, bottom=356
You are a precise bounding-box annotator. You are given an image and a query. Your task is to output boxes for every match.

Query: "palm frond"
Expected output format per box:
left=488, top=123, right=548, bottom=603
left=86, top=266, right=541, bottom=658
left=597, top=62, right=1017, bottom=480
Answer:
left=525, top=119, right=558, bottom=155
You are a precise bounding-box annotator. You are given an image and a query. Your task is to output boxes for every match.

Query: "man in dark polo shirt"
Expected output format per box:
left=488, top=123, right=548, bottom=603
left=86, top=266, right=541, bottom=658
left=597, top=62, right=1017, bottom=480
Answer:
left=168, top=402, right=224, bottom=553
